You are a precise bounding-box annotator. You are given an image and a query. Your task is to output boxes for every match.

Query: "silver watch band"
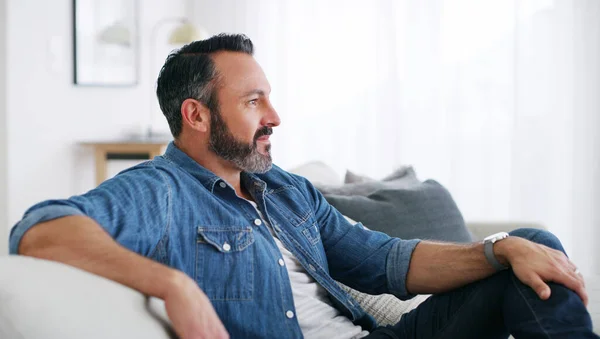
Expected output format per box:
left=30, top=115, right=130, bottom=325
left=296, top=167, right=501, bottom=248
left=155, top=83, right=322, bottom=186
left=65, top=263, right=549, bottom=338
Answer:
left=484, top=241, right=508, bottom=271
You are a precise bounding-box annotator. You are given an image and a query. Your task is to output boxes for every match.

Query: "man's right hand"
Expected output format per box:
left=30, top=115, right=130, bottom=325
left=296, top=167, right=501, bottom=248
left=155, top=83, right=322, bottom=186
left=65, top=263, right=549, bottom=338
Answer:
left=164, top=272, right=230, bottom=339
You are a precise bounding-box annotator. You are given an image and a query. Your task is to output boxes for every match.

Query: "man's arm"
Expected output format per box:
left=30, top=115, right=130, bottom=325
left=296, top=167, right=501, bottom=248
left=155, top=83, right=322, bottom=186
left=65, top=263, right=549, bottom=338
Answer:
left=289, top=172, right=587, bottom=306
left=10, top=165, right=229, bottom=339
left=18, top=215, right=228, bottom=339
left=19, top=215, right=178, bottom=300
left=406, top=238, right=588, bottom=306
left=405, top=241, right=497, bottom=294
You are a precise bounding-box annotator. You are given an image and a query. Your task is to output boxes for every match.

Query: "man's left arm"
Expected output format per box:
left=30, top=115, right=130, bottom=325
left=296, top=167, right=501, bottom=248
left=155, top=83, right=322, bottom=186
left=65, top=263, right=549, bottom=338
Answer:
left=290, top=173, right=587, bottom=306
left=407, top=238, right=588, bottom=306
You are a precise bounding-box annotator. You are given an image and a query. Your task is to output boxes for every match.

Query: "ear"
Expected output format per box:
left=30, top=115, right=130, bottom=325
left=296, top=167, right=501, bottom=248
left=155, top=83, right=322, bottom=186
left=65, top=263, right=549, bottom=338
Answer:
left=180, top=98, right=210, bottom=133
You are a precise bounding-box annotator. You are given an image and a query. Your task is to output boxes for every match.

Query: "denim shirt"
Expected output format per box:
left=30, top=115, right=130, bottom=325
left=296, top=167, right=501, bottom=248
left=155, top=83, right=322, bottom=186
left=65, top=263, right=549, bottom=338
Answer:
left=9, top=142, right=421, bottom=338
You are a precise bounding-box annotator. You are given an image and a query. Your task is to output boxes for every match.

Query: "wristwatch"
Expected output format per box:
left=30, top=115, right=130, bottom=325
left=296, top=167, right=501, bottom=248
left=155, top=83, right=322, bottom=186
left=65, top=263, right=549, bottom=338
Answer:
left=483, top=232, right=510, bottom=271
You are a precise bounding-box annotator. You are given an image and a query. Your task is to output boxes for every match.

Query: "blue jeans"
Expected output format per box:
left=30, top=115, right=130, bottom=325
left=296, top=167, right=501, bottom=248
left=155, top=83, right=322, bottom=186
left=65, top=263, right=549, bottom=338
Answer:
left=366, top=228, right=598, bottom=339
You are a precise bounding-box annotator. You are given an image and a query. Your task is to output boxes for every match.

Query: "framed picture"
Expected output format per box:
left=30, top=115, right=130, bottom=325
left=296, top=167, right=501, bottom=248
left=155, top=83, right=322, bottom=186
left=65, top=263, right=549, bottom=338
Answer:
left=72, top=0, right=139, bottom=86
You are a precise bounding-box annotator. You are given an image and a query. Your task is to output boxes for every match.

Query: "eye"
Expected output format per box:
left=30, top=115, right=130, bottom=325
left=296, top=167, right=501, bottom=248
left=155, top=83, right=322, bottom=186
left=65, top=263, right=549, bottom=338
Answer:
left=248, top=99, right=259, bottom=107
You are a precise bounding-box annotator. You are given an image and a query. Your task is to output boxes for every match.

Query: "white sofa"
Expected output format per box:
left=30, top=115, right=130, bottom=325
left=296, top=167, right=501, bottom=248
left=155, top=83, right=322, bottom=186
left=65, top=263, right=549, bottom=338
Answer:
left=1, top=163, right=596, bottom=338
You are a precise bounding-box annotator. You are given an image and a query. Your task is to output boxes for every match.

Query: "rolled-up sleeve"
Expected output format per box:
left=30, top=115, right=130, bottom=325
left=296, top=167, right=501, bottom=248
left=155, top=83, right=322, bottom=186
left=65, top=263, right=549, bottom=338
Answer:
left=386, top=238, right=421, bottom=299
left=9, top=205, right=85, bottom=254
left=8, top=165, right=171, bottom=257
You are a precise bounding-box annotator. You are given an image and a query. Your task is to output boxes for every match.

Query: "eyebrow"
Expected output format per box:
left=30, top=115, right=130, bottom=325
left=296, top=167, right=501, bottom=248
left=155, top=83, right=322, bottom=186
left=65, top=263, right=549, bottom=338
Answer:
left=240, top=89, right=269, bottom=98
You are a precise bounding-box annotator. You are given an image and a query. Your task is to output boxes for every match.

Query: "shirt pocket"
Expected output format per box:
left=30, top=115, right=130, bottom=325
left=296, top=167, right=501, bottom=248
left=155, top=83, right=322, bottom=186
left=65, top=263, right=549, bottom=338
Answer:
left=196, top=226, right=255, bottom=301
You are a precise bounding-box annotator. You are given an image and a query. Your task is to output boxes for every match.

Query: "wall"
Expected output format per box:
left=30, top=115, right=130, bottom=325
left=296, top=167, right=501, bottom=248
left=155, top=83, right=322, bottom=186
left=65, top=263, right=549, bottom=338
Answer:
left=510, top=1, right=600, bottom=275
left=191, top=0, right=600, bottom=274
left=5, top=0, right=185, bottom=230
left=0, top=0, right=7, bottom=254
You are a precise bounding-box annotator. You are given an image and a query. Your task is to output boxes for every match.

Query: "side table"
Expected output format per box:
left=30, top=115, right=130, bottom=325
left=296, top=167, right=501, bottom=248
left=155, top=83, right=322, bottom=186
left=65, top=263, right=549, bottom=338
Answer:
left=80, top=138, right=171, bottom=186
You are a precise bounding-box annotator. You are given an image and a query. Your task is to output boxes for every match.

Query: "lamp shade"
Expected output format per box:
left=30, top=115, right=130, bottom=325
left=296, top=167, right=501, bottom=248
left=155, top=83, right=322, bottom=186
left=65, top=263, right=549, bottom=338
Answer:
left=167, top=22, right=208, bottom=44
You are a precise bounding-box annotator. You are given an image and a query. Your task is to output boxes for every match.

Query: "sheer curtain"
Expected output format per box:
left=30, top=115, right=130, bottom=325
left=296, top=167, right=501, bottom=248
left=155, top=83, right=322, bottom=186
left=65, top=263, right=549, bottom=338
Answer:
left=190, top=0, right=600, bottom=274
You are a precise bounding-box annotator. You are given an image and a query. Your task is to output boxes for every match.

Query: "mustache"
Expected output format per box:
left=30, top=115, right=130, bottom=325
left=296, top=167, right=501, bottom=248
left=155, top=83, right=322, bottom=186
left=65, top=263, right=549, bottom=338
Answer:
left=254, top=126, right=273, bottom=140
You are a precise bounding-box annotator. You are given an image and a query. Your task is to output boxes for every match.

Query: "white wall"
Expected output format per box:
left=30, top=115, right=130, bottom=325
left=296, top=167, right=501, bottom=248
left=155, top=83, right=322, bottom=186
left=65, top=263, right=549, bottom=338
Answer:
left=0, top=0, right=8, bottom=254
left=6, top=0, right=185, bottom=230
left=191, top=0, right=600, bottom=274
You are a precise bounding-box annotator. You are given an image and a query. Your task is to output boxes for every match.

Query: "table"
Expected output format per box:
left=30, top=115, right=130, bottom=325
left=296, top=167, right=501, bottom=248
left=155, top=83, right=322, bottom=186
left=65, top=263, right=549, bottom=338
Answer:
left=81, top=137, right=171, bottom=186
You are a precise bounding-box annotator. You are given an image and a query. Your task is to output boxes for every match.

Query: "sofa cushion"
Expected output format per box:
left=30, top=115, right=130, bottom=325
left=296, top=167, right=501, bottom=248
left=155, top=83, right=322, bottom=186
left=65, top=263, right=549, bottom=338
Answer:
left=318, top=166, right=421, bottom=197
left=344, top=170, right=376, bottom=184
left=338, top=283, right=431, bottom=326
left=345, top=166, right=414, bottom=184
left=319, top=167, right=473, bottom=243
left=0, top=256, right=174, bottom=339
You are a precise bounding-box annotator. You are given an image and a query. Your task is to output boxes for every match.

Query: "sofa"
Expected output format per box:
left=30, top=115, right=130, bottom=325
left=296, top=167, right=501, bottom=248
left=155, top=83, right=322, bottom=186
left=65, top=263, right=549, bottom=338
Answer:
left=0, top=162, right=597, bottom=338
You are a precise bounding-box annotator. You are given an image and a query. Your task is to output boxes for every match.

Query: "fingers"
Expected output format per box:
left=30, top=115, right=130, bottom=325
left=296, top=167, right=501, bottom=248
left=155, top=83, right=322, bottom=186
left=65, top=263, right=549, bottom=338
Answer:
left=528, top=274, right=552, bottom=300
left=552, top=251, right=588, bottom=306
left=563, top=269, right=588, bottom=307
left=513, top=243, right=588, bottom=306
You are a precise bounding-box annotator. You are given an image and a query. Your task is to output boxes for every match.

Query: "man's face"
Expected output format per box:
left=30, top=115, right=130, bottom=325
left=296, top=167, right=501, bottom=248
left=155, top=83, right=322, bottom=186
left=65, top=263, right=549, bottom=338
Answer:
left=207, top=52, right=281, bottom=173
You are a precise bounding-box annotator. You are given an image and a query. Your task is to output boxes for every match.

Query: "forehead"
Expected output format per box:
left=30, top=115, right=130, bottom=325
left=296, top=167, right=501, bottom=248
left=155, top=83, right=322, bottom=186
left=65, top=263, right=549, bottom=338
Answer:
left=211, top=51, right=270, bottom=94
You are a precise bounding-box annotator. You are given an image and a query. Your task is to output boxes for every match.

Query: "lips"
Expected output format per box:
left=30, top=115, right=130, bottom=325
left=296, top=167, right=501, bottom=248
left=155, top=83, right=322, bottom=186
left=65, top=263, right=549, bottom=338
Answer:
left=255, top=126, right=273, bottom=141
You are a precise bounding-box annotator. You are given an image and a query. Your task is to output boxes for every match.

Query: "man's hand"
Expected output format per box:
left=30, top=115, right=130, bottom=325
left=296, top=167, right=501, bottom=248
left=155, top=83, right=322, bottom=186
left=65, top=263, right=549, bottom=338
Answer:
left=495, top=237, right=588, bottom=306
left=164, top=272, right=230, bottom=339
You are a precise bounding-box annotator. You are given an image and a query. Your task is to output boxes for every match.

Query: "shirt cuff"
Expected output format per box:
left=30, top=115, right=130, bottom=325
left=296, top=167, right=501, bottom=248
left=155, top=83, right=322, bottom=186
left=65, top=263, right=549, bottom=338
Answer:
left=386, top=238, right=422, bottom=300
left=9, top=205, right=85, bottom=254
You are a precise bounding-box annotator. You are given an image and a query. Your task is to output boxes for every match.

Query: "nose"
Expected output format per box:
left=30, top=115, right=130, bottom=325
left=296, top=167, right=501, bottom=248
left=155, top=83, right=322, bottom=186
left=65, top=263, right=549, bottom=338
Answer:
left=263, top=100, right=281, bottom=127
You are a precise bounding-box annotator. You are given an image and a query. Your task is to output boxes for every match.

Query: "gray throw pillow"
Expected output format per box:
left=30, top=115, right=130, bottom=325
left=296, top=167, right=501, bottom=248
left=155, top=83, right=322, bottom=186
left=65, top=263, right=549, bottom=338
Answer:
left=344, top=170, right=376, bottom=184
left=322, top=171, right=472, bottom=243
left=344, top=166, right=414, bottom=184
left=317, top=167, right=421, bottom=197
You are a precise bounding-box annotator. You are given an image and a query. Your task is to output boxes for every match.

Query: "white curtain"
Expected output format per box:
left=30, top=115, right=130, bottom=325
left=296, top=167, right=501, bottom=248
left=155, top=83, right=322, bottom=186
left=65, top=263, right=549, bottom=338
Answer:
left=190, top=0, right=600, bottom=274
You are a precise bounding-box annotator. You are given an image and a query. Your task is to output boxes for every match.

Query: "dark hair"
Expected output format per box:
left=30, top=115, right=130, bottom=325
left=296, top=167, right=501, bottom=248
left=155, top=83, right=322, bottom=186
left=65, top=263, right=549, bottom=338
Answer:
left=156, top=33, right=254, bottom=138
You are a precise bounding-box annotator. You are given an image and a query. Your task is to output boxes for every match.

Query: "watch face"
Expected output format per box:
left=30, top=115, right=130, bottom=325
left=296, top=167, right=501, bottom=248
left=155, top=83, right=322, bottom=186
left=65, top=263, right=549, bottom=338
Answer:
left=484, top=232, right=509, bottom=243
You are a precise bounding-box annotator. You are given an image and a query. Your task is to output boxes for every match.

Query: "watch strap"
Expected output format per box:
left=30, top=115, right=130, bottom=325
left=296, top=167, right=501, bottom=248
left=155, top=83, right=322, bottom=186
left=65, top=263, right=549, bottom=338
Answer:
left=484, top=241, right=508, bottom=271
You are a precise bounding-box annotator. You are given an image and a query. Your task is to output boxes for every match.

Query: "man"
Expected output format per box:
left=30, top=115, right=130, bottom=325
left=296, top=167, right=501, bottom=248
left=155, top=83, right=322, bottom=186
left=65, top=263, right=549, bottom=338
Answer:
left=9, top=34, right=597, bottom=339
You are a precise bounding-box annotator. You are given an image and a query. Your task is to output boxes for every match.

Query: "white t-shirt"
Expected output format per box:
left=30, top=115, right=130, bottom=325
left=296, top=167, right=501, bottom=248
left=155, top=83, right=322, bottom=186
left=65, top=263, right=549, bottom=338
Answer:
left=248, top=200, right=369, bottom=339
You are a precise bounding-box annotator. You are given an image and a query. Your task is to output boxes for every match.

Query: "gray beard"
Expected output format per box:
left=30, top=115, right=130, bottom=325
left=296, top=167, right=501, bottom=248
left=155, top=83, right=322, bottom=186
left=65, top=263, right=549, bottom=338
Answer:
left=208, top=109, right=272, bottom=174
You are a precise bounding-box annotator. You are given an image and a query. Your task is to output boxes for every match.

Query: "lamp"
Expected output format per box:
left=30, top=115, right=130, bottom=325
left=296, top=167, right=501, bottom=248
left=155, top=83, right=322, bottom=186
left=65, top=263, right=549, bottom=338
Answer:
left=152, top=18, right=208, bottom=47
left=168, top=21, right=208, bottom=44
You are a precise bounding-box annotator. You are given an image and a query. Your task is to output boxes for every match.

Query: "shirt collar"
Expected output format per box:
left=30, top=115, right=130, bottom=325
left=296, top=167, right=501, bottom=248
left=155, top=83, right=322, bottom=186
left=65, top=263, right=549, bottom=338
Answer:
left=162, top=141, right=267, bottom=193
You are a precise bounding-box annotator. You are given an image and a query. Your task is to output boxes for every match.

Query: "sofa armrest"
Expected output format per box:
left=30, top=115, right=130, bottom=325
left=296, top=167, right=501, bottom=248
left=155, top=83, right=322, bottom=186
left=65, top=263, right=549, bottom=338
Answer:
left=466, top=222, right=547, bottom=241
left=0, top=256, right=174, bottom=339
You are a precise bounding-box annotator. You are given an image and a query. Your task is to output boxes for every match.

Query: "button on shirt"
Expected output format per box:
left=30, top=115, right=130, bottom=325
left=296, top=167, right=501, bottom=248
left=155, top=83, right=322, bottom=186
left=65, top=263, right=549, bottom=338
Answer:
left=9, top=142, right=421, bottom=339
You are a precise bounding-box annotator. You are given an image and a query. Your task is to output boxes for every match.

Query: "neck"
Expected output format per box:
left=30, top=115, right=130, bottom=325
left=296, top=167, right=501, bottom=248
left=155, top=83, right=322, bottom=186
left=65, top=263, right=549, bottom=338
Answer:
left=174, top=137, right=252, bottom=200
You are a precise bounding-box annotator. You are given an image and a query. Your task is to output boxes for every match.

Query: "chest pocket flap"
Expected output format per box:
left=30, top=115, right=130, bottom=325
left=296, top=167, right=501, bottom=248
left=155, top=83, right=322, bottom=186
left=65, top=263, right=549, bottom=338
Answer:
left=197, top=226, right=254, bottom=252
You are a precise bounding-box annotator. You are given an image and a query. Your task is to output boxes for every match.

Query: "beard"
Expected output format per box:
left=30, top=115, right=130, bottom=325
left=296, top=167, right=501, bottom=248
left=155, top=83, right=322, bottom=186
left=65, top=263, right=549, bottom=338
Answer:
left=208, top=107, right=273, bottom=174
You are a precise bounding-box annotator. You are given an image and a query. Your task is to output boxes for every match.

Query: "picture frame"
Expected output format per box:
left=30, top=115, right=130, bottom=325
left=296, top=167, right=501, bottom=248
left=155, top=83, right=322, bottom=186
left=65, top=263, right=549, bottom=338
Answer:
left=72, top=0, right=139, bottom=86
